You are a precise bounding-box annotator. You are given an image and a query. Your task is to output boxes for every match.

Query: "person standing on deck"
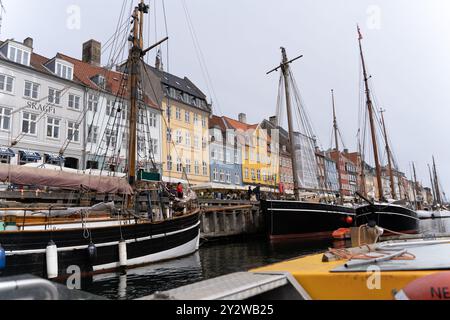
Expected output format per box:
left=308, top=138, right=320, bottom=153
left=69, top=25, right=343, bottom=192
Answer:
left=177, top=183, right=184, bottom=199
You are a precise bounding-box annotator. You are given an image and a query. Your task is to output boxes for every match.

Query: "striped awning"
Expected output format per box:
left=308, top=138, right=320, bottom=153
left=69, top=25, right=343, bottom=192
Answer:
left=45, top=153, right=65, bottom=162
left=19, top=150, right=42, bottom=161
left=0, top=147, right=15, bottom=157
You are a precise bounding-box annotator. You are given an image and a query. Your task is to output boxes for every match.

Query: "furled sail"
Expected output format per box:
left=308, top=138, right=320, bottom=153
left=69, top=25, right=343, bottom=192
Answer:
left=0, top=164, right=133, bottom=194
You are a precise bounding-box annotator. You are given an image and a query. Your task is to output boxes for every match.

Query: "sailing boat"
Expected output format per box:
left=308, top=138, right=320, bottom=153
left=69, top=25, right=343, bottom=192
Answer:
left=0, top=1, right=200, bottom=279
left=354, top=26, right=418, bottom=233
left=261, top=48, right=355, bottom=241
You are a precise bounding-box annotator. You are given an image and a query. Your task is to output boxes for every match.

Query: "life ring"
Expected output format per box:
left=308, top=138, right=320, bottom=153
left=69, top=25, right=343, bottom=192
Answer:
left=395, top=272, right=450, bottom=300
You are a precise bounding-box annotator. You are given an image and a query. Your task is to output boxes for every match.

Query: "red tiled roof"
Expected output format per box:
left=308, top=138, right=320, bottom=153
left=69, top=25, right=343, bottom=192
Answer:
left=222, top=116, right=258, bottom=131
left=58, top=53, right=159, bottom=109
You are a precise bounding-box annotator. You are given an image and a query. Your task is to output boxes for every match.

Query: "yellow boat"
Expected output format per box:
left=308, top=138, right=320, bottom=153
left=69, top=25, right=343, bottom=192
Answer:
left=252, top=238, right=450, bottom=300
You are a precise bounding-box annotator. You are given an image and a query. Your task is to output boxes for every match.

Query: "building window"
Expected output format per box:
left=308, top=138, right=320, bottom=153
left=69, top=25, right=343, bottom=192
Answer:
left=235, top=173, right=240, bottom=185
left=185, top=111, right=190, bottom=123
left=251, top=169, right=256, bottom=180
left=194, top=160, right=200, bottom=175
left=176, top=130, right=183, bottom=144
left=202, top=116, right=207, bottom=128
left=194, top=135, right=200, bottom=149
left=176, top=158, right=183, bottom=173
left=46, top=117, right=60, bottom=139
left=8, top=46, right=30, bottom=66
left=24, top=81, right=39, bottom=99
left=166, top=128, right=172, bottom=141
left=106, top=99, right=114, bottom=116
left=244, top=168, right=249, bottom=179
left=226, top=171, right=231, bottom=183
left=213, top=168, right=219, bottom=181
left=211, top=148, right=216, bottom=160
left=167, top=155, right=172, bottom=171
left=48, top=88, right=61, bottom=105
left=68, top=94, right=81, bottom=110
left=149, top=139, right=158, bottom=155
left=257, top=170, right=261, bottom=181
left=176, top=107, right=181, bottom=120
left=166, top=106, right=171, bottom=119
left=67, top=121, right=80, bottom=142
left=194, top=114, right=199, bottom=125
left=185, top=132, right=191, bottom=147
left=0, top=107, right=11, bottom=131
left=186, top=159, right=191, bottom=174
left=202, top=161, right=208, bottom=176
left=105, top=129, right=116, bottom=148
left=22, top=112, right=37, bottom=135
left=0, top=74, right=14, bottom=94
left=56, top=63, right=73, bottom=80
left=148, top=112, right=157, bottom=127
left=87, top=125, right=98, bottom=144
left=219, top=170, right=225, bottom=182
left=88, top=94, right=99, bottom=112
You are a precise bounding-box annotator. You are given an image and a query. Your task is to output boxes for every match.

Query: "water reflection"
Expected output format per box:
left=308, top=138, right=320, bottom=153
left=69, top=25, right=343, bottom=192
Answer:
left=82, top=219, right=450, bottom=300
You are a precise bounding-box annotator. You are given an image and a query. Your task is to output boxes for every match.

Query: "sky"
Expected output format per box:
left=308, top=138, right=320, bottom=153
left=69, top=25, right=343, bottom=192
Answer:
left=2, top=0, right=450, bottom=195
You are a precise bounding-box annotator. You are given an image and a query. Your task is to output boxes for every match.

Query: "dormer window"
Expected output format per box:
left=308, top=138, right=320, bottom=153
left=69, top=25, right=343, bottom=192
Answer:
left=46, top=58, right=73, bottom=80
left=91, top=74, right=106, bottom=89
left=56, top=62, right=73, bottom=80
left=8, top=45, right=31, bottom=66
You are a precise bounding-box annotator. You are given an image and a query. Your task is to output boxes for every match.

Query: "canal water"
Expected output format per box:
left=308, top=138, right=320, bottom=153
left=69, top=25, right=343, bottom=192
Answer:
left=81, top=218, right=450, bottom=300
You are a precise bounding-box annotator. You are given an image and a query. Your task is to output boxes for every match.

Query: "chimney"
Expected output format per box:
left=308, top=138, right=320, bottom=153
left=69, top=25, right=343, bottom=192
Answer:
left=82, top=39, right=101, bottom=66
left=269, top=116, right=278, bottom=126
left=238, top=113, right=247, bottom=124
left=344, top=148, right=349, bottom=154
left=23, top=37, right=34, bottom=49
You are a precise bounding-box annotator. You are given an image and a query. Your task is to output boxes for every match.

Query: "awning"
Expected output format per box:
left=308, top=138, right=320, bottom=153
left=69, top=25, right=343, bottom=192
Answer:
left=19, top=150, right=42, bottom=161
left=45, top=153, right=65, bottom=163
left=0, top=147, right=15, bottom=157
left=162, top=176, right=189, bottom=184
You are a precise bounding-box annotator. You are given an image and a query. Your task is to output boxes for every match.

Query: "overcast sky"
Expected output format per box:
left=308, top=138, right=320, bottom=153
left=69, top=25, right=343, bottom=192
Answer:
left=2, top=0, right=450, bottom=195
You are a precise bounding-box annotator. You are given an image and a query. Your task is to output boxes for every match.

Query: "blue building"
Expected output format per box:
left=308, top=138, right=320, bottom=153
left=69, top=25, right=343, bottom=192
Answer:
left=208, top=115, right=243, bottom=188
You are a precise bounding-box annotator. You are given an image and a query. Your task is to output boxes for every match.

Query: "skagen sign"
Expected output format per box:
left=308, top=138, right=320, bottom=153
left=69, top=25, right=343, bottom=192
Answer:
left=26, top=101, right=57, bottom=115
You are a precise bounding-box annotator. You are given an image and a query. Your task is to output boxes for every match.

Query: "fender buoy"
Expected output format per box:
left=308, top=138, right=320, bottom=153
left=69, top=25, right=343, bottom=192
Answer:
left=87, top=243, right=97, bottom=264
left=346, top=216, right=354, bottom=225
left=46, top=241, right=58, bottom=279
left=119, top=240, right=127, bottom=267
left=395, top=272, right=450, bottom=300
left=332, top=228, right=350, bottom=240
left=0, top=244, right=6, bottom=271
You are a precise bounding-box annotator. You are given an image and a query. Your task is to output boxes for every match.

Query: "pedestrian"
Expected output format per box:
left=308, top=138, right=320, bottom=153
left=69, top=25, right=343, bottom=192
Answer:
left=247, top=186, right=253, bottom=200
left=177, top=183, right=184, bottom=199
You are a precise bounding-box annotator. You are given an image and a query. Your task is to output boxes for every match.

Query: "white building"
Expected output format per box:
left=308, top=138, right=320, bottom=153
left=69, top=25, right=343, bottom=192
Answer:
left=0, top=37, right=85, bottom=168
left=0, top=37, right=162, bottom=172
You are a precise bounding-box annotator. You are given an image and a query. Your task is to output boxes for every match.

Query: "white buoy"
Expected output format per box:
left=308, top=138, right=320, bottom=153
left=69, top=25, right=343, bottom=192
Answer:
left=46, top=241, right=58, bottom=279
left=119, top=240, right=127, bottom=267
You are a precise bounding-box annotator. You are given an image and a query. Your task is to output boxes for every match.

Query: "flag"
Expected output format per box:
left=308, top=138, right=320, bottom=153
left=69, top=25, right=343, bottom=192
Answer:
left=357, top=25, right=363, bottom=40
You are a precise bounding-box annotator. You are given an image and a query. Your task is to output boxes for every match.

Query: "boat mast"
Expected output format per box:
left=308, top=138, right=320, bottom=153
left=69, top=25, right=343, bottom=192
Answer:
left=358, top=139, right=367, bottom=197
left=433, top=156, right=442, bottom=207
left=126, top=0, right=149, bottom=208
left=358, top=26, right=384, bottom=201
left=331, top=89, right=344, bottom=203
left=267, top=48, right=303, bottom=200
left=428, top=163, right=436, bottom=206
left=412, top=162, right=420, bottom=210
left=380, top=109, right=396, bottom=200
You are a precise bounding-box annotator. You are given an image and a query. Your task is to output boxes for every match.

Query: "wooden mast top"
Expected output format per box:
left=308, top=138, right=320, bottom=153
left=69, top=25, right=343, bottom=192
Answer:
left=380, top=109, right=396, bottom=200
left=331, top=89, right=344, bottom=203
left=358, top=25, right=384, bottom=202
left=267, top=48, right=303, bottom=201
left=433, top=156, right=442, bottom=206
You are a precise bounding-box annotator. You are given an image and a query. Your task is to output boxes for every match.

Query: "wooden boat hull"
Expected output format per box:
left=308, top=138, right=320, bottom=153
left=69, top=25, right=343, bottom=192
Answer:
left=355, top=204, right=419, bottom=234
left=0, top=212, right=200, bottom=278
left=261, top=200, right=356, bottom=240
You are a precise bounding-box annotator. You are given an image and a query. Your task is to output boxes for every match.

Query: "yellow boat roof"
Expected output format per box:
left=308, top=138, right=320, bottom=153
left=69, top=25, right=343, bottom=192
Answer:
left=252, top=240, right=450, bottom=300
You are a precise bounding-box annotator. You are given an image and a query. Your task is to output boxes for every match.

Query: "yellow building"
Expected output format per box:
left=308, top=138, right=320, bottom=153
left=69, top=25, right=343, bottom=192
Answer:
left=223, top=114, right=279, bottom=189
left=143, top=64, right=211, bottom=185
